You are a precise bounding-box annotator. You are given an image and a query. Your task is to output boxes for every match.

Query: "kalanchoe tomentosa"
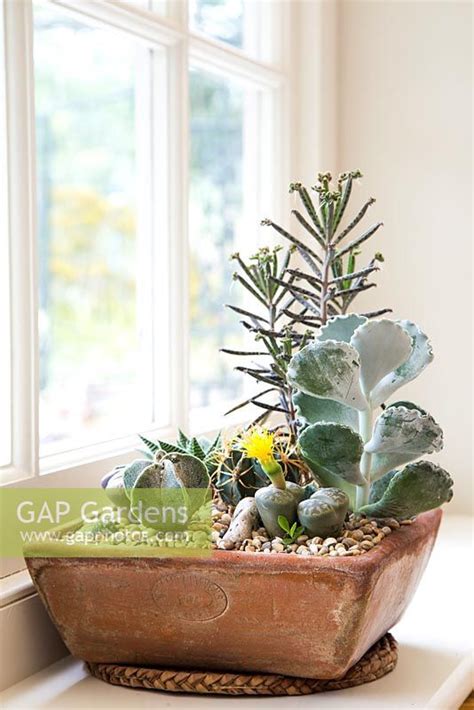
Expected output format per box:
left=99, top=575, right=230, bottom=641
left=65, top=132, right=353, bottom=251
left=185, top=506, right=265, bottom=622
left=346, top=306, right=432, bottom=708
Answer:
left=288, top=314, right=454, bottom=518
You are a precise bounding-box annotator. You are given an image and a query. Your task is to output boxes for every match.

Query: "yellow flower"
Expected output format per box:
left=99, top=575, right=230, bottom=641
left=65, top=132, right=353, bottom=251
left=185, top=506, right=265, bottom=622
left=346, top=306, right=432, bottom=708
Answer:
left=240, top=427, right=275, bottom=466
left=238, top=427, right=286, bottom=490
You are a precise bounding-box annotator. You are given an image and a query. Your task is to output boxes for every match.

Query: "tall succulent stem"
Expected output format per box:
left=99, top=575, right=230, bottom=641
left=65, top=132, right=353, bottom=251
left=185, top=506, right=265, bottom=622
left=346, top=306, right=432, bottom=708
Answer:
left=225, top=171, right=390, bottom=444
left=357, top=407, right=373, bottom=508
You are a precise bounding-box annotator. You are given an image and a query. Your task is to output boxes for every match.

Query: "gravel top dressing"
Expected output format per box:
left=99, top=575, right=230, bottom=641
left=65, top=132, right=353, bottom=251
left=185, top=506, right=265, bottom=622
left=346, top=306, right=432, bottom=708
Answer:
left=211, top=505, right=414, bottom=557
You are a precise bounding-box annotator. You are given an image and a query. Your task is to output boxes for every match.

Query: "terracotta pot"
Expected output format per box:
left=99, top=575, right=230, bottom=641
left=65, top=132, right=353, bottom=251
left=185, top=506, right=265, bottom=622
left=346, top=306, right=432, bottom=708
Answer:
left=25, top=509, right=441, bottom=680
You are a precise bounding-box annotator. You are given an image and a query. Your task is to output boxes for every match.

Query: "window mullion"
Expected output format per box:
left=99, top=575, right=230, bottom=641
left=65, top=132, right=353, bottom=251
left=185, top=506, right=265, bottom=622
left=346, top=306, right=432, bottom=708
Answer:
left=167, top=38, right=190, bottom=434
left=3, top=0, right=39, bottom=482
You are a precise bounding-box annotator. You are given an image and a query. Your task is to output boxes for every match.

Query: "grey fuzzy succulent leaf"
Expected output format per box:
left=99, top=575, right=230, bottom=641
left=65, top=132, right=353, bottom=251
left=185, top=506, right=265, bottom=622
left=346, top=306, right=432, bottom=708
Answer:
left=370, top=320, right=434, bottom=407
left=133, top=462, right=165, bottom=489
left=359, top=461, right=453, bottom=519
left=164, top=453, right=211, bottom=489
left=350, top=319, right=412, bottom=402
left=369, top=469, right=398, bottom=504
left=317, top=314, right=368, bottom=343
left=366, top=406, right=443, bottom=480
left=288, top=340, right=367, bottom=411
left=293, top=390, right=359, bottom=430
left=103, top=468, right=130, bottom=509
left=386, top=400, right=427, bottom=415
left=130, top=454, right=211, bottom=528
left=135, top=447, right=154, bottom=461
left=299, top=422, right=365, bottom=485
left=123, top=459, right=153, bottom=495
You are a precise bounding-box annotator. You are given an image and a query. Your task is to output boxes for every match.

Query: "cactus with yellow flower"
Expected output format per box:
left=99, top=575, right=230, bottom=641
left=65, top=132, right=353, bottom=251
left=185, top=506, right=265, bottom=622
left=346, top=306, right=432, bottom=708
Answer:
left=238, top=427, right=349, bottom=538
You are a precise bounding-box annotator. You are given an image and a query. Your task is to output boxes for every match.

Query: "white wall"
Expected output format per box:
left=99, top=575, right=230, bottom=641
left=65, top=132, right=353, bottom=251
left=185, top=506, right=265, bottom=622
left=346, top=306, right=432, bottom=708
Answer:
left=294, top=0, right=472, bottom=514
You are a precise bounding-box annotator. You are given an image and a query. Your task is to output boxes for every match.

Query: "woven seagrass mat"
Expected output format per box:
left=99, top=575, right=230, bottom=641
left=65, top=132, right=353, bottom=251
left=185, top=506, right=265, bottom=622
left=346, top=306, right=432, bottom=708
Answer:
left=86, top=632, right=397, bottom=696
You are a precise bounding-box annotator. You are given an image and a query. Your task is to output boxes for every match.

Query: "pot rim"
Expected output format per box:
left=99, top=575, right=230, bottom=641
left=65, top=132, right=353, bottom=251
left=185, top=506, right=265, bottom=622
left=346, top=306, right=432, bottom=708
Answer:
left=24, top=509, right=442, bottom=575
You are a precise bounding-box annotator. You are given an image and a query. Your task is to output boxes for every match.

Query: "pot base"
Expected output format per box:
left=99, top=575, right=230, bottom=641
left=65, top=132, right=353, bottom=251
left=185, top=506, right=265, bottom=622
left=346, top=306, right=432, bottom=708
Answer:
left=87, top=633, right=397, bottom=696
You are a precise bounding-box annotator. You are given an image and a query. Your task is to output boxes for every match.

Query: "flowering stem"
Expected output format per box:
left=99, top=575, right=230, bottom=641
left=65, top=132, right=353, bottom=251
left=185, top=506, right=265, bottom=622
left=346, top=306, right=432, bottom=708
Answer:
left=262, top=460, right=286, bottom=490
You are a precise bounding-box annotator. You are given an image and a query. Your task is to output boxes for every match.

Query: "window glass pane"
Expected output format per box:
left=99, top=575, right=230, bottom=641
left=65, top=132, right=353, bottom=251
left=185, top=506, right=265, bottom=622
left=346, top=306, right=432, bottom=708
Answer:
left=34, top=3, right=157, bottom=455
left=190, top=0, right=245, bottom=49
left=189, top=68, right=254, bottom=414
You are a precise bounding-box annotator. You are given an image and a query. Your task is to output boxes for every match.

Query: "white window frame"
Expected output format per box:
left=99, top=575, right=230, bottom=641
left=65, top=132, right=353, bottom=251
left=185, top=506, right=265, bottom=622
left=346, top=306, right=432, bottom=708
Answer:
left=1, top=0, right=292, bottom=492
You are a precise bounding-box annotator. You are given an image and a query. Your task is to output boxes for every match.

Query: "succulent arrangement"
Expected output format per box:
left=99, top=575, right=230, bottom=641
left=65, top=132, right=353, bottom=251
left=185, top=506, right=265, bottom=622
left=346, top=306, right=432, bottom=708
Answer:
left=101, top=170, right=453, bottom=547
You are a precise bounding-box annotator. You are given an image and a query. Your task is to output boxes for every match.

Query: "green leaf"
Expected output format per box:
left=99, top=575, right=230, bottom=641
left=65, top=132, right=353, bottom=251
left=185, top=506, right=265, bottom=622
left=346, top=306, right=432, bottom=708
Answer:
left=370, top=321, right=434, bottom=407
left=288, top=340, right=367, bottom=411
left=177, top=429, right=189, bottom=449
left=156, top=440, right=187, bottom=455
left=290, top=522, right=297, bottom=536
left=293, top=391, right=358, bottom=430
left=366, top=406, right=443, bottom=480
left=359, top=461, right=453, bottom=519
left=277, top=515, right=291, bottom=534
left=205, top=431, right=222, bottom=455
left=138, top=434, right=161, bottom=455
left=317, top=314, right=367, bottom=343
left=350, top=319, right=412, bottom=402
left=189, top=437, right=207, bottom=461
left=299, top=423, right=365, bottom=485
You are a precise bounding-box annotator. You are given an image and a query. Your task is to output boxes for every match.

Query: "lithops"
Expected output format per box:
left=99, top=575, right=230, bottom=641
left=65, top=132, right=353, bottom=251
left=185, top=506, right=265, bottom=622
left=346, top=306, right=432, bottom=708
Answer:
left=297, top=488, right=349, bottom=538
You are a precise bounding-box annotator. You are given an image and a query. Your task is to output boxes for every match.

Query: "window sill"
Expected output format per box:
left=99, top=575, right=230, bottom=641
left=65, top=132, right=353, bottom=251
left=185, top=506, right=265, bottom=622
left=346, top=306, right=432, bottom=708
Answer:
left=0, top=569, right=34, bottom=608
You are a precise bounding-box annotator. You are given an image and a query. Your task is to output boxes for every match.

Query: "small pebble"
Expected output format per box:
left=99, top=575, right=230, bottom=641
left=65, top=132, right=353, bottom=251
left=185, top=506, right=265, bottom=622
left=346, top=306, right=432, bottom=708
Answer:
left=209, top=506, right=409, bottom=558
left=342, top=537, right=356, bottom=547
